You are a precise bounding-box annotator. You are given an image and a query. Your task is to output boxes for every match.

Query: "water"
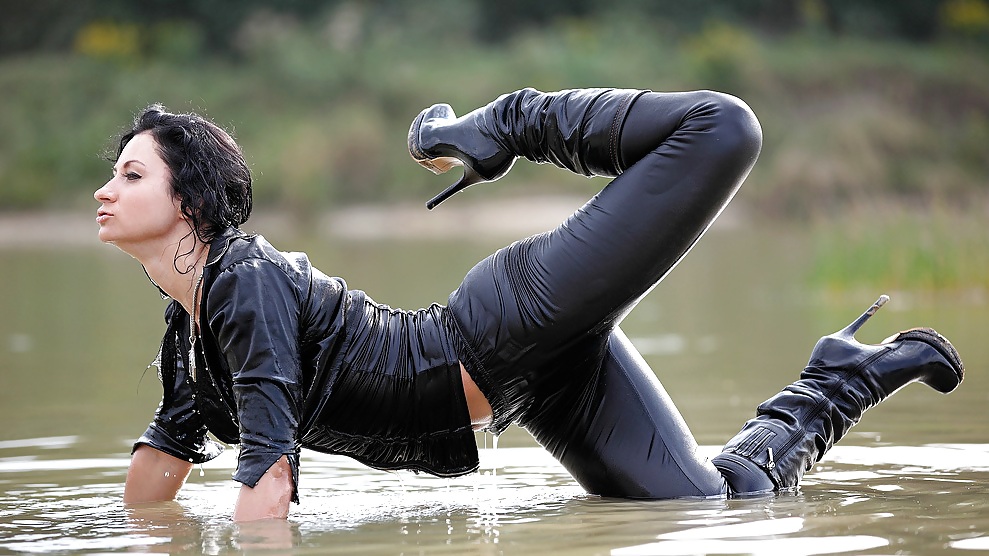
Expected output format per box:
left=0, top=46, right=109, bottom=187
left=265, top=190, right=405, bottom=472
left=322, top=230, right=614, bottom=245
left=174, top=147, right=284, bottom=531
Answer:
left=2, top=443, right=988, bottom=554
left=1, top=208, right=987, bottom=554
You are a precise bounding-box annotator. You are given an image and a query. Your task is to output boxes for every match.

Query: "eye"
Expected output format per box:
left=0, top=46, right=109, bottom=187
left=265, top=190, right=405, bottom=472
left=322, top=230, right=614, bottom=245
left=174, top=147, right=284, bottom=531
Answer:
left=124, top=172, right=142, bottom=181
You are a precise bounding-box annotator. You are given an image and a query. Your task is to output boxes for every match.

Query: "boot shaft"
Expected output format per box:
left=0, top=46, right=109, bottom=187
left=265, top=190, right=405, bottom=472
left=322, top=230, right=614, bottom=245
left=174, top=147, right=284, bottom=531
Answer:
left=714, top=296, right=964, bottom=493
left=410, top=88, right=645, bottom=208
left=476, top=87, right=643, bottom=177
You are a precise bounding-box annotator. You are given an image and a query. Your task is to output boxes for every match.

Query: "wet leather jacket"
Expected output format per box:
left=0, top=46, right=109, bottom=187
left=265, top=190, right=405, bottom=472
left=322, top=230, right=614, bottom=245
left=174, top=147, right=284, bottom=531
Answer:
left=136, top=228, right=478, bottom=501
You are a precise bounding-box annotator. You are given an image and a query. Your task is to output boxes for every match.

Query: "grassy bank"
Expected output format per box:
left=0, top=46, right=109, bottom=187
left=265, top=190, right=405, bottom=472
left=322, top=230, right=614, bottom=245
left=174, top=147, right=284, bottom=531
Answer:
left=0, top=17, right=986, bottom=288
left=806, top=204, right=989, bottom=292
left=1, top=18, right=986, bottom=214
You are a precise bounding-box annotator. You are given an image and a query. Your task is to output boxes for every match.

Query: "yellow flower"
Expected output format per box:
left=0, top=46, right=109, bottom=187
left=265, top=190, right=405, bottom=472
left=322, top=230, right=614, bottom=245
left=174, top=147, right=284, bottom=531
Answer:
left=942, top=0, right=989, bottom=35
left=73, top=21, right=140, bottom=59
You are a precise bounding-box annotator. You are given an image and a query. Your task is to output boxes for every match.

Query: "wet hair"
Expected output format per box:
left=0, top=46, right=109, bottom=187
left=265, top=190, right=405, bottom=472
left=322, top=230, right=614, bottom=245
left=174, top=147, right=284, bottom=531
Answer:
left=114, top=104, right=253, bottom=248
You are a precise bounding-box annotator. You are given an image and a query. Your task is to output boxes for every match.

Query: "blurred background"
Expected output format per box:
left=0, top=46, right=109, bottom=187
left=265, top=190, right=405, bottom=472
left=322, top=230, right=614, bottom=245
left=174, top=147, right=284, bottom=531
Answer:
left=1, top=6, right=986, bottom=553
left=0, top=0, right=986, bottom=450
left=1, top=0, right=986, bottom=223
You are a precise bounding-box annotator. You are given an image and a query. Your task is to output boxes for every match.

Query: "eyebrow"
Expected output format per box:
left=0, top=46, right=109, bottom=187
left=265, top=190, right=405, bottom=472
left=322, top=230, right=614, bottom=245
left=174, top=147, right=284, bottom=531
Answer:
left=113, top=159, right=148, bottom=172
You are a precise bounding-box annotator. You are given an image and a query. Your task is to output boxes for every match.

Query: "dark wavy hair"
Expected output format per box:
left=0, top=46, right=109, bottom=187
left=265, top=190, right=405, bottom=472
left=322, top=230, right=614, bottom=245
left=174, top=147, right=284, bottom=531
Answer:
left=114, top=104, right=253, bottom=248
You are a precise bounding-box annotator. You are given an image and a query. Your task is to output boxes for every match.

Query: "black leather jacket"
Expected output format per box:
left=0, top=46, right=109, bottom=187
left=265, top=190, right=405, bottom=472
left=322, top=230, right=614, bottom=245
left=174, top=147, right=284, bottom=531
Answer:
left=136, top=228, right=478, bottom=501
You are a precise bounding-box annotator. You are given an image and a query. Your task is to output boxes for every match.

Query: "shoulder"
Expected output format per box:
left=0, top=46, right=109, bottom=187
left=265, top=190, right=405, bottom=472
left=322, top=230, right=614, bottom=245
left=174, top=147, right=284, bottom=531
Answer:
left=211, top=231, right=311, bottom=285
left=204, top=228, right=355, bottom=311
left=200, top=234, right=302, bottom=316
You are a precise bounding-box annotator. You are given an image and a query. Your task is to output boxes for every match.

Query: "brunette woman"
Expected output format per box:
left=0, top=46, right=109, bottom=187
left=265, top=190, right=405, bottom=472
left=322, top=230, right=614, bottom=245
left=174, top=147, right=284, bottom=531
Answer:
left=96, top=88, right=963, bottom=521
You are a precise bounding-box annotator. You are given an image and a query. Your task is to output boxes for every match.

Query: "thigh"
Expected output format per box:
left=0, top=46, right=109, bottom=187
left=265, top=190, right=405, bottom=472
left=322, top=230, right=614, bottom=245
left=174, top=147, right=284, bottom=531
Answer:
left=445, top=91, right=760, bottom=432
left=448, top=91, right=761, bottom=362
left=525, top=328, right=727, bottom=499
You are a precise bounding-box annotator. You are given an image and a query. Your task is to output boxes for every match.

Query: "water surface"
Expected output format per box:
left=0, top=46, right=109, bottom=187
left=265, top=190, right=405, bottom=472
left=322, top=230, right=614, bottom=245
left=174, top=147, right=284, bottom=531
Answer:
left=1, top=213, right=986, bottom=554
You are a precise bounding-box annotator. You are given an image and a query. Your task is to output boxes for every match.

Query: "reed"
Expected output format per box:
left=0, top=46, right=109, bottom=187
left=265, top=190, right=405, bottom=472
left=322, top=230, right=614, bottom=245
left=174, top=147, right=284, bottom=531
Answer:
left=807, top=204, right=989, bottom=291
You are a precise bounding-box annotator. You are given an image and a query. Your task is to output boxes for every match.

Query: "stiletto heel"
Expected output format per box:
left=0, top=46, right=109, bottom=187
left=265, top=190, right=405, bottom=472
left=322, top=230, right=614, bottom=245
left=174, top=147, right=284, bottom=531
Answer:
left=410, top=88, right=644, bottom=209
left=821, top=294, right=964, bottom=393
left=409, top=104, right=483, bottom=210
left=425, top=166, right=485, bottom=210
left=838, top=294, right=889, bottom=338
left=408, top=102, right=517, bottom=210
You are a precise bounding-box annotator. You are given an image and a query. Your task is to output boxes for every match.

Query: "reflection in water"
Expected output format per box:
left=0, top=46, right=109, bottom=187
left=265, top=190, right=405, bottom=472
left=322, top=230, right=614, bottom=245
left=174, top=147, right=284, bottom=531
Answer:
left=615, top=517, right=889, bottom=555
left=124, top=502, right=301, bottom=553
left=1, top=443, right=988, bottom=554
left=954, top=537, right=989, bottom=551
left=0, top=435, right=79, bottom=450
left=615, top=534, right=889, bottom=555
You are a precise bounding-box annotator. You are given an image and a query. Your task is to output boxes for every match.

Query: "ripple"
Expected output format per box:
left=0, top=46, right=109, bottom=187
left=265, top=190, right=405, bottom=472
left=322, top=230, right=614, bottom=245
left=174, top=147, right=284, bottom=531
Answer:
left=614, top=535, right=889, bottom=555
left=0, top=436, right=79, bottom=450
left=825, top=444, right=989, bottom=472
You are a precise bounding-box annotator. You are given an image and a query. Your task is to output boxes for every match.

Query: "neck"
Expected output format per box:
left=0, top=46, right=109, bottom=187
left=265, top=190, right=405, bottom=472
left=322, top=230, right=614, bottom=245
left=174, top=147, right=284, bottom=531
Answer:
left=138, top=236, right=210, bottom=315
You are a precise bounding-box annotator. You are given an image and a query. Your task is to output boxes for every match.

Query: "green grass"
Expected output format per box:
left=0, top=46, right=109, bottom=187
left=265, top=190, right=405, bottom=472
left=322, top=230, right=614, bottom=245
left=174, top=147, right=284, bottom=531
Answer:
left=807, top=205, right=989, bottom=291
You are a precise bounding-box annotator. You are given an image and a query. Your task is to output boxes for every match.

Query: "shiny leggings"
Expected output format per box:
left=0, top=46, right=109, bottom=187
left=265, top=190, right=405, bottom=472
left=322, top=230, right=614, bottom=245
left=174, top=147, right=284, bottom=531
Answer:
left=447, top=90, right=763, bottom=498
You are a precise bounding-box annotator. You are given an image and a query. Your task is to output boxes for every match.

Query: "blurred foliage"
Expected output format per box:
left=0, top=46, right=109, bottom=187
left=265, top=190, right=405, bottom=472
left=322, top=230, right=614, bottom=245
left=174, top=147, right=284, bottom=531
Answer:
left=0, top=0, right=986, bottom=221
left=941, top=0, right=989, bottom=35
left=4, top=0, right=988, bottom=56
left=808, top=204, right=989, bottom=291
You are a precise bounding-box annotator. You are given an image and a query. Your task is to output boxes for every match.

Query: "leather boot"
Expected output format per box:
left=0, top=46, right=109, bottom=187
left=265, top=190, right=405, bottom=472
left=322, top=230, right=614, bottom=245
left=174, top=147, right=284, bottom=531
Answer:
left=408, top=87, right=644, bottom=208
left=712, top=295, right=965, bottom=494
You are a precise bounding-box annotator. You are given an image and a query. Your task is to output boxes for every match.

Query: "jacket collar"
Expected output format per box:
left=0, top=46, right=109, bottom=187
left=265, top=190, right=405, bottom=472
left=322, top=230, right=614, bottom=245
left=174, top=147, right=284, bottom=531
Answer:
left=205, top=227, right=249, bottom=267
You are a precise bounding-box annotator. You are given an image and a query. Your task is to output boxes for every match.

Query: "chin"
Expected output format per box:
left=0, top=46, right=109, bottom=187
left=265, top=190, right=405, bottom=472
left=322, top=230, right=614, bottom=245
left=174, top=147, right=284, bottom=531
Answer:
left=96, top=228, right=118, bottom=245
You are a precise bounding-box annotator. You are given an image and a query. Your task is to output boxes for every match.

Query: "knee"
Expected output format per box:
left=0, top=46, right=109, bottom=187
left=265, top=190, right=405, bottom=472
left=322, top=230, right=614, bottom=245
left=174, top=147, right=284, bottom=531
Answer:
left=693, top=90, right=764, bottom=166
left=711, top=451, right=776, bottom=495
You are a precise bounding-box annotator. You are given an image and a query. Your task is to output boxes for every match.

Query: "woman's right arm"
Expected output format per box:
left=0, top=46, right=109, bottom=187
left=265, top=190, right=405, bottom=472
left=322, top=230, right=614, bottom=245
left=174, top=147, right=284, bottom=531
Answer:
left=124, top=444, right=193, bottom=504
left=125, top=302, right=223, bottom=505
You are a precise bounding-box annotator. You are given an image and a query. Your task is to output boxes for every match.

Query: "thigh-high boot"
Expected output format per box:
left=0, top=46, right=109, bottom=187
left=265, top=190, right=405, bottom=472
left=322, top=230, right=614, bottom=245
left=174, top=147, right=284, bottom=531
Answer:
left=409, top=87, right=644, bottom=208
left=712, top=295, right=965, bottom=494
left=420, top=88, right=762, bottom=434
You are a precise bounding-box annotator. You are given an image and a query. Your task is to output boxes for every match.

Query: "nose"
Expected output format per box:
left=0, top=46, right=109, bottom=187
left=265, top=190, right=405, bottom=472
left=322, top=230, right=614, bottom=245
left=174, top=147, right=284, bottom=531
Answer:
left=94, top=179, right=115, bottom=202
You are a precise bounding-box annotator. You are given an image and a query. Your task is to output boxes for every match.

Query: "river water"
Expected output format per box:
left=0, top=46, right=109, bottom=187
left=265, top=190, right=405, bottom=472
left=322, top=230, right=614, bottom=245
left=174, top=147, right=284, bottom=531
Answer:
left=1, top=207, right=986, bottom=554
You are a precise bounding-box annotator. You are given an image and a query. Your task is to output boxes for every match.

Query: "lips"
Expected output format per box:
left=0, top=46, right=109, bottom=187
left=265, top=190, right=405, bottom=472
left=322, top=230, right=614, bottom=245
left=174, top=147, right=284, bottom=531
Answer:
left=96, top=209, right=113, bottom=224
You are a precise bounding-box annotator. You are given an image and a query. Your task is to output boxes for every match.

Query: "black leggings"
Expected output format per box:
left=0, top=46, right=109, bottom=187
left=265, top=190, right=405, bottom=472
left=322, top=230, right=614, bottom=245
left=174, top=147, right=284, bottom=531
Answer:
left=446, top=90, right=763, bottom=498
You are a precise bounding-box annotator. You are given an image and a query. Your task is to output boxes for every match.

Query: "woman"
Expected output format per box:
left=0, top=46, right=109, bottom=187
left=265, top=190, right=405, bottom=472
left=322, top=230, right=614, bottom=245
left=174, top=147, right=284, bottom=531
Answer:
left=95, top=87, right=964, bottom=522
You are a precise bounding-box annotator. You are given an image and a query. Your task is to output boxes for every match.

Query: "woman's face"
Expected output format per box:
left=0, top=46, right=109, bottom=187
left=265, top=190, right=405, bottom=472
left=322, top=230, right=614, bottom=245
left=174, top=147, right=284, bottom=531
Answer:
left=94, top=132, right=185, bottom=252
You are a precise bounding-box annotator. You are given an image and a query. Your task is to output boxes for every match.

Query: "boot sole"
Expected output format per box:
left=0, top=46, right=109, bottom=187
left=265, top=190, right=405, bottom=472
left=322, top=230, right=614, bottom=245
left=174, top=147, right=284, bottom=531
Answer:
left=408, top=105, right=461, bottom=175
left=896, top=327, right=965, bottom=392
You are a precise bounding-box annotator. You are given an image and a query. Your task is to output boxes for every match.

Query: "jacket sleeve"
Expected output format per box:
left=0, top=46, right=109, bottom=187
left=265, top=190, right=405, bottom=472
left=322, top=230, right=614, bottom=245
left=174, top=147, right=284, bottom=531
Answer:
left=134, top=304, right=224, bottom=463
left=206, top=259, right=303, bottom=501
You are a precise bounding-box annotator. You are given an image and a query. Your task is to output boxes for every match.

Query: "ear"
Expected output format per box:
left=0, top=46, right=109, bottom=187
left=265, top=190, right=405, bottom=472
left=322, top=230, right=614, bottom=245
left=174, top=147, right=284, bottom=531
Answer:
left=175, top=200, right=189, bottom=222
